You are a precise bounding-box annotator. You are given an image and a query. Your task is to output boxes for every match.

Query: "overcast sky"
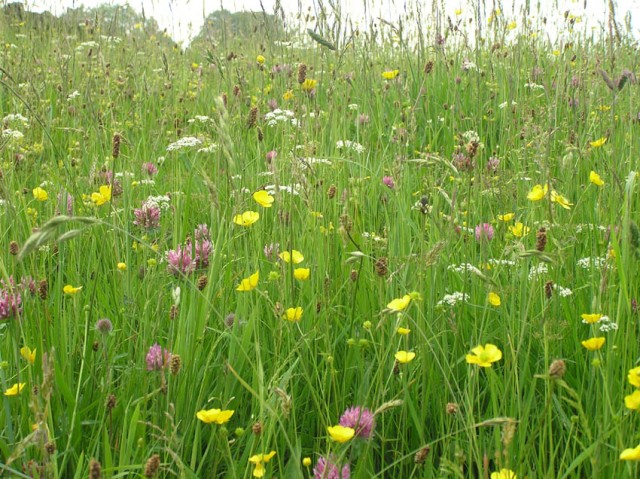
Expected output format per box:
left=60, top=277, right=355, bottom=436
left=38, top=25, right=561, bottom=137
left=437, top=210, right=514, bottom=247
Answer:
left=16, top=0, right=640, bottom=44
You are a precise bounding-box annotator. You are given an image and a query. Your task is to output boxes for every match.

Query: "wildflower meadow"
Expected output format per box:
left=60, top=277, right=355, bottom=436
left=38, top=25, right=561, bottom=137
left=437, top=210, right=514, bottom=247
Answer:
left=1, top=0, right=640, bottom=477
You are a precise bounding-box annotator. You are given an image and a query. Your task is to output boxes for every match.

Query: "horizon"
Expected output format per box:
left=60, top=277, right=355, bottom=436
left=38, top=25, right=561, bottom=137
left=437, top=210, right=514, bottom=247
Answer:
left=9, top=0, right=640, bottom=46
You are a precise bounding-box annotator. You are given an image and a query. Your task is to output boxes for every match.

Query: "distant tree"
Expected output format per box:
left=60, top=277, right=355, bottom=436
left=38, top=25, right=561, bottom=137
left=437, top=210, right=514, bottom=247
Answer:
left=190, top=9, right=284, bottom=48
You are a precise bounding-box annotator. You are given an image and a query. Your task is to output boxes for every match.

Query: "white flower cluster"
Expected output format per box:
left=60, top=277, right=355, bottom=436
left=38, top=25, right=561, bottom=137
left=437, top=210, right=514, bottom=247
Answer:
left=575, top=223, right=608, bottom=234
left=3, top=113, right=29, bottom=126
left=447, top=263, right=482, bottom=275
left=67, top=90, right=81, bottom=101
left=167, top=137, right=202, bottom=151
left=187, top=115, right=212, bottom=124
left=553, top=284, right=573, bottom=297
left=576, top=256, right=607, bottom=269
left=265, top=109, right=299, bottom=127
left=488, top=259, right=517, bottom=267
left=524, top=82, right=545, bottom=90
left=336, top=140, right=365, bottom=153
left=1, top=129, right=24, bottom=140
left=198, top=143, right=219, bottom=153
left=145, top=195, right=171, bottom=210
left=265, top=184, right=300, bottom=195
left=599, top=316, right=618, bottom=332
left=437, top=292, right=468, bottom=307
left=75, top=41, right=98, bottom=51
left=298, top=158, right=332, bottom=168
left=528, top=263, right=548, bottom=280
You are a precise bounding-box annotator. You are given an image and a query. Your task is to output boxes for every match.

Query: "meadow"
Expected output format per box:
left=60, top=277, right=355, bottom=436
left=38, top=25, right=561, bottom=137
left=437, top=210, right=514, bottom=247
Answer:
left=1, top=1, right=640, bottom=477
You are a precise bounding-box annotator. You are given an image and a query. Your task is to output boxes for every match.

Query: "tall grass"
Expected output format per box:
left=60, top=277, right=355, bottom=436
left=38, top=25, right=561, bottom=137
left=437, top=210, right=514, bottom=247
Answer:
left=1, top=0, right=640, bottom=477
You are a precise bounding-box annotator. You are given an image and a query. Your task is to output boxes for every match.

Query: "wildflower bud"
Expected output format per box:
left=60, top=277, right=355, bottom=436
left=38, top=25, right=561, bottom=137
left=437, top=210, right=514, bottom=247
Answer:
left=95, top=318, right=113, bottom=335
left=350, top=269, right=358, bottom=282
left=316, top=301, right=322, bottom=313
left=374, top=257, right=388, bottom=277
left=415, top=445, right=430, bottom=464
left=221, top=93, right=228, bottom=107
left=89, top=458, right=102, bottom=479
left=45, top=441, right=56, bottom=454
left=197, top=274, right=208, bottom=291
left=246, top=107, right=258, bottom=129
left=38, top=280, right=48, bottom=300
left=224, top=313, right=236, bottom=328
left=232, top=85, right=240, bottom=96
left=363, top=321, right=372, bottom=330
left=169, top=304, right=179, bottom=320
left=106, top=394, right=117, bottom=411
left=327, top=184, right=337, bottom=199
left=303, top=457, right=312, bottom=467
left=544, top=280, right=554, bottom=299
left=423, top=60, right=434, bottom=74
left=266, top=150, right=277, bottom=164
left=252, top=421, right=263, bottom=436
left=144, top=454, right=160, bottom=478
left=9, top=240, right=19, bottom=255
left=112, top=133, right=121, bottom=159
left=549, top=359, right=566, bottom=379
left=340, top=214, right=352, bottom=232
left=257, top=127, right=263, bottom=142
left=393, top=361, right=400, bottom=375
left=170, top=354, right=182, bottom=375
left=446, top=402, right=459, bottom=415
left=92, top=340, right=100, bottom=352
left=297, top=63, right=307, bottom=84
left=536, top=227, right=547, bottom=252
left=235, top=427, right=245, bottom=437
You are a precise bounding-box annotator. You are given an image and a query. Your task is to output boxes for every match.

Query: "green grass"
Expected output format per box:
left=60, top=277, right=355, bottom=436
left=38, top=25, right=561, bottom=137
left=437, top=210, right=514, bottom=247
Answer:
left=1, top=1, right=640, bottom=478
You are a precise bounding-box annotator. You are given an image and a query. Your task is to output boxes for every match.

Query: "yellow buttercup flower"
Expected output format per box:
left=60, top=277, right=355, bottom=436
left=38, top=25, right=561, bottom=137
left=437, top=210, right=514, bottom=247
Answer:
left=506, top=21, right=517, bottom=30
left=237, top=271, right=259, bottom=292
left=117, top=262, right=127, bottom=271
left=252, top=190, right=274, bottom=208
left=233, top=211, right=260, bottom=226
left=396, top=327, right=411, bottom=335
left=327, top=425, right=355, bottom=443
left=302, top=457, right=312, bottom=467
left=624, top=390, right=640, bottom=410
left=589, top=170, right=604, bottom=186
left=301, top=79, right=317, bottom=92
left=491, top=469, right=517, bottom=479
left=581, top=313, right=602, bottom=324
left=283, top=307, right=303, bottom=322
left=293, top=268, right=310, bottom=281
left=387, top=295, right=411, bottom=312
left=395, top=350, right=416, bottom=364
left=590, top=137, right=607, bottom=148
left=63, top=285, right=82, bottom=295
left=581, top=337, right=605, bottom=351
left=550, top=190, right=573, bottom=209
left=497, top=213, right=514, bottom=222
left=488, top=292, right=501, bottom=306
left=32, top=187, right=48, bottom=202
left=509, top=222, right=530, bottom=237
left=248, top=451, right=276, bottom=477
left=283, top=90, right=294, bottom=101
left=527, top=184, right=548, bottom=201
left=4, top=382, right=26, bottom=396
left=628, top=366, right=640, bottom=388
left=381, top=69, right=400, bottom=80
left=466, top=344, right=502, bottom=367
left=279, top=250, right=304, bottom=264
left=620, top=444, right=640, bottom=460
left=256, top=55, right=265, bottom=64
left=91, top=185, right=112, bottom=206
left=196, top=408, right=234, bottom=424
left=20, top=346, right=36, bottom=365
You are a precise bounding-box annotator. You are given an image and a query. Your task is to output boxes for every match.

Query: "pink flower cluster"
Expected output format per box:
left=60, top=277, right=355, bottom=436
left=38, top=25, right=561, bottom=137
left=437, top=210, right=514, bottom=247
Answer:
left=145, top=343, right=171, bottom=371
left=166, top=224, right=214, bottom=276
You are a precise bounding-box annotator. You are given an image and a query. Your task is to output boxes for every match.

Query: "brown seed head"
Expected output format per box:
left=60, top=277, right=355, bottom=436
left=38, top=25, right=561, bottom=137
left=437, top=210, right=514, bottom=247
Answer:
left=297, top=63, right=307, bottom=84
left=89, top=458, right=102, bottom=479
left=144, top=454, right=160, bottom=478
left=9, top=240, right=19, bottom=256
left=414, top=445, right=431, bottom=464
left=536, top=227, right=547, bottom=252
left=549, top=359, right=566, bottom=379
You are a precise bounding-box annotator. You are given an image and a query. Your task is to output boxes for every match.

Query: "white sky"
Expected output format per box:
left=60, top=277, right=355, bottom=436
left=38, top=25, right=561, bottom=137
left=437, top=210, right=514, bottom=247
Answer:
left=16, top=0, right=640, bottom=45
